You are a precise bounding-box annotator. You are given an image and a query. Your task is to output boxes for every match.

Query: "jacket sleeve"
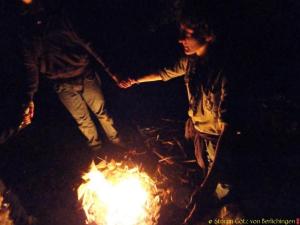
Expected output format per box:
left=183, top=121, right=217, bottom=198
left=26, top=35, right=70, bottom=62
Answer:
left=158, top=57, right=189, bottom=81
left=62, top=14, right=93, bottom=55
left=23, top=46, right=39, bottom=103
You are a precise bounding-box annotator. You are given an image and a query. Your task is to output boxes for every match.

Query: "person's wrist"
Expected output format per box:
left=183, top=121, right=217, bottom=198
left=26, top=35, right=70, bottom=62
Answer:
left=132, top=78, right=139, bottom=85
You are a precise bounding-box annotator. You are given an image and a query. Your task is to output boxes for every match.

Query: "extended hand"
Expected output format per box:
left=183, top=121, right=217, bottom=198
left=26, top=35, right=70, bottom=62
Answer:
left=118, top=78, right=138, bottom=89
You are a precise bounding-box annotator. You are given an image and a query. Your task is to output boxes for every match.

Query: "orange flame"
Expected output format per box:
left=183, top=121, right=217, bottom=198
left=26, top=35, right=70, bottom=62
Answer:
left=78, top=160, right=161, bottom=225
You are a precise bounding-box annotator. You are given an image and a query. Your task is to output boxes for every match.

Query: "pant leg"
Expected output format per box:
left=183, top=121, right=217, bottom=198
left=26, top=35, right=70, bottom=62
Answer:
left=55, top=81, right=102, bottom=148
left=81, top=75, right=119, bottom=142
left=205, top=139, right=231, bottom=200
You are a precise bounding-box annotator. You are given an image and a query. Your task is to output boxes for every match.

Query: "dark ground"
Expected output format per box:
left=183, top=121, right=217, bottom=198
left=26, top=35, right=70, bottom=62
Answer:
left=0, top=0, right=300, bottom=224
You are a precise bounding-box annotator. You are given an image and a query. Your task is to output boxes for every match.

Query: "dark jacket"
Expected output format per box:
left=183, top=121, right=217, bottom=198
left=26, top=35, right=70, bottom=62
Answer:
left=23, top=12, right=92, bottom=101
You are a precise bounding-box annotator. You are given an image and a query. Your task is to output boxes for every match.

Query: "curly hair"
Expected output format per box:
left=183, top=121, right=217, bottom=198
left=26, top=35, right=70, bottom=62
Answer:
left=177, top=0, right=227, bottom=43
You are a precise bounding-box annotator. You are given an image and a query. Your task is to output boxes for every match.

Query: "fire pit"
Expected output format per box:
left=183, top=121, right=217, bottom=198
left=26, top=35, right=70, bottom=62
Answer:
left=78, top=160, right=161, bottom=225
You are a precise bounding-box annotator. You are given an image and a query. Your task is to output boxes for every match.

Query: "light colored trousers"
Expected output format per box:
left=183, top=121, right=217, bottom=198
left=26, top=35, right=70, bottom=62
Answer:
left=194, top=136, right=231, bottom=200
left=54, top=73, right=118, bottom=148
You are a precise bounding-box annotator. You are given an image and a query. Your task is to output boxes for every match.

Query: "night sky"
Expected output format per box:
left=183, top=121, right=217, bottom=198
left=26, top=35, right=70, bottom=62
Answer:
left=0, top=0, right=299, bottom=224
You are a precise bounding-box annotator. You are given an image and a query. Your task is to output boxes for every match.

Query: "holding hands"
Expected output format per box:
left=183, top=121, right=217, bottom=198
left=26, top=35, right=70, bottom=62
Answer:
left=117, top=78, right=138, bottom=89
left=114, top=73, right=161, bottom=88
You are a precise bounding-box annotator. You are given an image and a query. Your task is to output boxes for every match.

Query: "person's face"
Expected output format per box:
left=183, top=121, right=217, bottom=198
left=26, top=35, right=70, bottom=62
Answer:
left=178, top=23, right=208, bottom=56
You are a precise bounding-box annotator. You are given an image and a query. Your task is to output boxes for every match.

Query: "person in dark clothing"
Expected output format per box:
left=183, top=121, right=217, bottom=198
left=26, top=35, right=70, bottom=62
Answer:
left=118, top=2, right=243, bottom=223
left=0, top=3, right=35, bottom=145
left=0, top=102, right=34, bottom=145
left=21, top=2, right=121, bottom=151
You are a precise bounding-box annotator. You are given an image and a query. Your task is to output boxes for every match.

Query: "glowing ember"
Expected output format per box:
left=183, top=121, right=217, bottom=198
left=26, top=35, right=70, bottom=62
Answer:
left=78, top=160, right=161, bottom=225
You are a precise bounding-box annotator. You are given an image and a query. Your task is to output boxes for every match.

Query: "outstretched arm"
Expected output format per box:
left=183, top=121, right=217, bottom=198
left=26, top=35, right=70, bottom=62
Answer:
left=118, top=73, right=163, bottom=88
left=118, top=57, right=188, bottom=88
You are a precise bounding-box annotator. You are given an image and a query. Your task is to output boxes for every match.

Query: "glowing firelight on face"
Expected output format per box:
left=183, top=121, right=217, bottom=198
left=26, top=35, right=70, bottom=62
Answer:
left=78, top=161, right=161, bottom=225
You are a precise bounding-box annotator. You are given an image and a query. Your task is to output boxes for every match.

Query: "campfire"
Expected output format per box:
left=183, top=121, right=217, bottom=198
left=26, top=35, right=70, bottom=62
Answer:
left=78, top=160, right=161, bottom=225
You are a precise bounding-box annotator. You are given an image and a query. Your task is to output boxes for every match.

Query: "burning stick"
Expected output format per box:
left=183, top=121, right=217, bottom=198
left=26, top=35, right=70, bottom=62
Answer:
left=182, top=160, right=197, bottom=164
left=158, top=156, right=175, bottom=164
left=153, top=150, right=175, bottom=165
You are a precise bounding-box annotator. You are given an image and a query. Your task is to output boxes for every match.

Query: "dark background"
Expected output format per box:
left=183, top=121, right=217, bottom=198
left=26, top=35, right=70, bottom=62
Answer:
left=0, top=0, right=299, bottom=224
